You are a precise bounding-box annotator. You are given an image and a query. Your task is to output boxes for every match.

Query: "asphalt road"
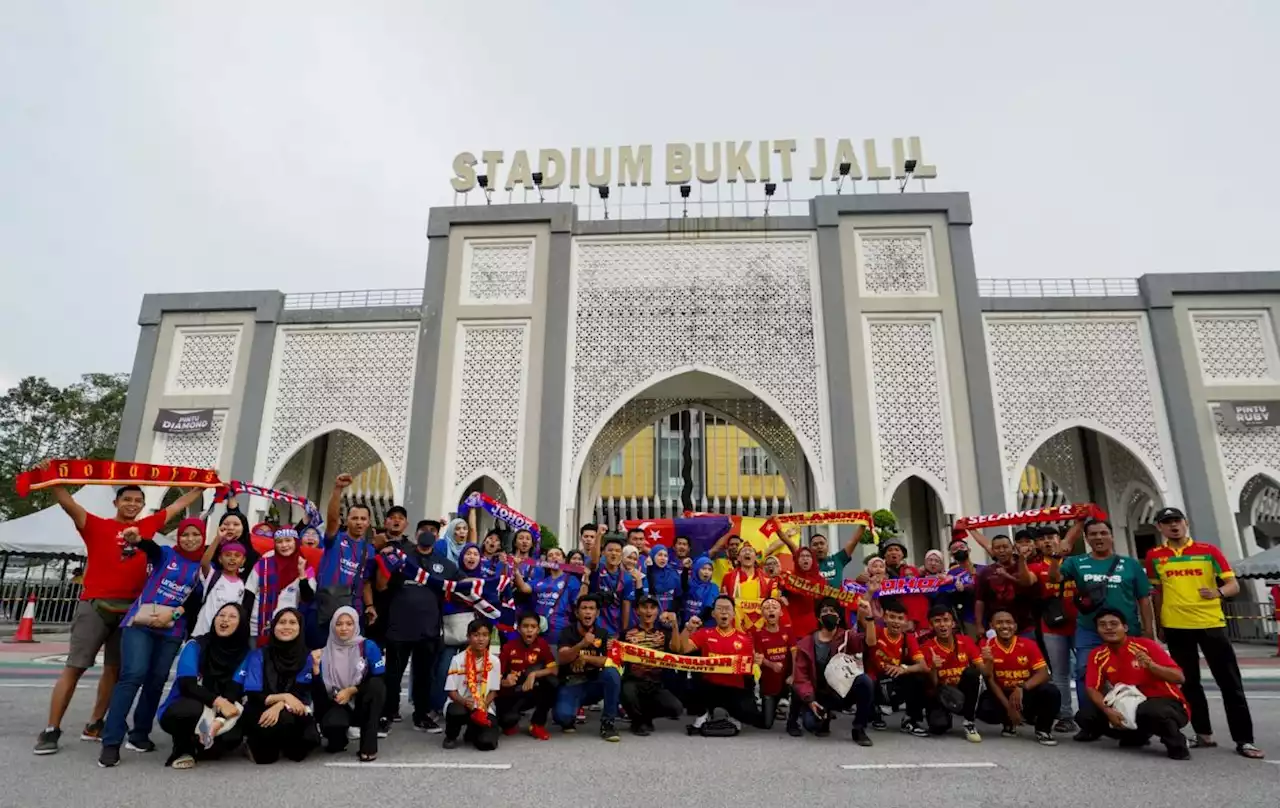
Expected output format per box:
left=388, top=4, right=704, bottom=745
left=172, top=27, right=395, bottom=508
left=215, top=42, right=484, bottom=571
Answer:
left=1, top=680, right=1278, bottom=808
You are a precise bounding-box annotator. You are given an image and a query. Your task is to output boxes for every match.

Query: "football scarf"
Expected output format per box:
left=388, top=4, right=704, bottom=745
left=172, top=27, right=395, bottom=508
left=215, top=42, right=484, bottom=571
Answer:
left=16, top=460, right=221, bottom=497
left=215, top=481, right=322, bottom=528
left=457, top=492, right=541, bottom=545
left=953, top=503, right=1106, bottom=531
left=760, top=509, right=874, bottom=539
left=607, top=640, right=753, bottom=675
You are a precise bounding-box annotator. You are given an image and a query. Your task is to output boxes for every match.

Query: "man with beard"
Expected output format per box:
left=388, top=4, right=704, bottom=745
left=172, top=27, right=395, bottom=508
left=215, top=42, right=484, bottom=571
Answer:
left=974, top=534, right=1037, bottom=637
left=792, top=597, right=876, bottom=745
left=619, top=595, right=688, bottom=735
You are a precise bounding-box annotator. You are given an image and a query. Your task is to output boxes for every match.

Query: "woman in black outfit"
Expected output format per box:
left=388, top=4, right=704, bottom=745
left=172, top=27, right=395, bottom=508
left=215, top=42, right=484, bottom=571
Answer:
left=240, top=608, right=319, bottom=764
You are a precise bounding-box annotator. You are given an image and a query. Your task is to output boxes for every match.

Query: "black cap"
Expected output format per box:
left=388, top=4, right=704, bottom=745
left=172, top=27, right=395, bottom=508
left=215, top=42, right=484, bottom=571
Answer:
left=1154, top=507, right=1186, bottom=523
left=386, top=505, right=408, bottom=519
left=636, top=594, right=660, bottom=608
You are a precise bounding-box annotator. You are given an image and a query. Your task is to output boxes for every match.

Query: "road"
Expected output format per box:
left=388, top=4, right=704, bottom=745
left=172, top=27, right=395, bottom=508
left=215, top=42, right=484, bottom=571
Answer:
left=1, top=646, right=1278, bottom=808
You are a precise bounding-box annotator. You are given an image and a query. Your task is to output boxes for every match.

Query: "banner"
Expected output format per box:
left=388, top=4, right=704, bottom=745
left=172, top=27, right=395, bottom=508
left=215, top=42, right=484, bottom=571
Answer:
left=953, top=503, right=1106, bottom=532
left=458, top=492, right=541, bottom=544
left=760, top=509, right=874, bottom=539
left=607, top=640, right=753, bottom=675
left=778, top=571, right=861, bottom=608
left=152, top=408, right=215, bottom=434
left=215, top=480, right=322, bottom=528
left=16, top=460, right=221, bottom=498
left=536, top=559, right=588, bottom=576
left=843, top=573, right=973, bottom=598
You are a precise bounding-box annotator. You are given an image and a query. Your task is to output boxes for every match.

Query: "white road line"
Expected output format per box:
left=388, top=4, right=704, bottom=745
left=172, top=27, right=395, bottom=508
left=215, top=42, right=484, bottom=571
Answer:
left=840, top=762, right=998, bottom=771
left=324, top=762, right=512, bottom=770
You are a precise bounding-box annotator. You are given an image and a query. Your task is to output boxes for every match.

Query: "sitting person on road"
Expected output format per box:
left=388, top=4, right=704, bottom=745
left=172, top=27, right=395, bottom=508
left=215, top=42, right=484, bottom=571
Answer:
left=311, top=606, right=387, bottom=761
left=867, top=597, right=929, bottom=736
left=443, top=619, right=503, bottom=751
left=1074, top=607, right=1191, bottom=760
left=554, top=594, right=624, bottom=742
left=977, top=609, right=1061, bottom=746
left=688, top=596, right=764, bottom=731
left=158, top=603, right=250, bottom=769
left=791, top=597, right=877, bottom=745
left=619, top=596, right=690, bottom=736
left=237, top=608, right=320, bottom=764
left=496, top=612, right=559, bottom=741
left=920, top=604, right=983, bottom=742
left=751, top=597, right=797, bottom=734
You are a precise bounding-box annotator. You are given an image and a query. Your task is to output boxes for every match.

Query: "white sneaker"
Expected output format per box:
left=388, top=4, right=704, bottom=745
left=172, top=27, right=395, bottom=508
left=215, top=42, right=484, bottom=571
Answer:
left=347, top=727, right=361, bottom=741
left=963, top=722, right=982, bottom=743
left=692, top=713, right=709, bottom=729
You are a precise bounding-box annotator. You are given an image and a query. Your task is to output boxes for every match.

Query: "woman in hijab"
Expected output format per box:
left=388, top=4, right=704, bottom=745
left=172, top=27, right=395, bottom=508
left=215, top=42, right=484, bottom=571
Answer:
left=647, top=545, right=683, bottom=617
left=239, top=608, right=319, bottom=764
left=98, top=518, right=208, bottom=768
left=479, top=528, right=507, bottom=578
left=158, top=603, right=250, bottom=769
left=311, top=605, right=386, bottom=761
left=243, top=528, right=316, bottom=647
left=683, top=556, right=720, bottom=626
left=433, top=515, right=473, bottom=565
left=786, top=546, right=824, bottom=637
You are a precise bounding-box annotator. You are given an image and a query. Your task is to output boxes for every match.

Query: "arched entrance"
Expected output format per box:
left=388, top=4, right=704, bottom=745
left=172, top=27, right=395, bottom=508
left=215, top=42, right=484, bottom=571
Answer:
left=1236, top=473, right=1280, bottom=555
left=1012, top=425, right=1164, bottom=558
left=570, top=370, right=819, bottom=539
left=888, top=475, right=947, bottom=561
left=262, top=428, right=397, bottom=528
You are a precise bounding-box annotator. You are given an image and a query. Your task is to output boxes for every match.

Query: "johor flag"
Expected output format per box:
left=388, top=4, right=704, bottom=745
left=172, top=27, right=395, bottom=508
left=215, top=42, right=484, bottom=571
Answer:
left=620, top=515, right=732, bottom=557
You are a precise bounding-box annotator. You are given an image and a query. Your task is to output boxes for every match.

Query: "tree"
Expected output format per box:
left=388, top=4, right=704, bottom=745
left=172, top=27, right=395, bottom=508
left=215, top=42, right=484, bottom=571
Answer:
left=0, top=373, right=129, bottom=522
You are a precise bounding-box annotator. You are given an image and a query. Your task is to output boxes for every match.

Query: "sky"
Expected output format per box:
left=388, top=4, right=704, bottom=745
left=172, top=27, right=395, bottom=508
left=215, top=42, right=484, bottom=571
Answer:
left=1, top=1, right=1277, bottom=391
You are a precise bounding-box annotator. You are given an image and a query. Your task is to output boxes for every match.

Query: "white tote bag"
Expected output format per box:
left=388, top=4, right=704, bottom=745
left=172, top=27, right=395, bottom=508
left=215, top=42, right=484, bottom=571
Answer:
left=823, top=632, right=864, bottom=698
left=1104, top=683, right=1147, bottom=731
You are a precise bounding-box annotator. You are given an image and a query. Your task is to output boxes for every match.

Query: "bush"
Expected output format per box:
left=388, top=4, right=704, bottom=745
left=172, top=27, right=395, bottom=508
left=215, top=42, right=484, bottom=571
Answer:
left=871, top=509, right=900, bottom=545
left=539, top=524, right=559, bottom=552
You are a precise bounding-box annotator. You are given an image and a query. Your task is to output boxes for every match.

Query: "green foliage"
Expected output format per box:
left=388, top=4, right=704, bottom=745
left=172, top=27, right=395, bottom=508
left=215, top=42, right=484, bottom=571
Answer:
left=870, top=508, right=901, bottom=545
left=0, top=373, right=129, bottom=522
left=538, top=524, right=559, bottom=552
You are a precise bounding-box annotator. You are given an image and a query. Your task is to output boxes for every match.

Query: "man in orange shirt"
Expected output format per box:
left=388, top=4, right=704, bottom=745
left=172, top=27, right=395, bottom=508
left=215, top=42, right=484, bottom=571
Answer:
left=1145, top=507, right=1262, bottom=759
left=976, top=609, right=1061, bottom=745
left=1076, top=607, right=1190, bottom=759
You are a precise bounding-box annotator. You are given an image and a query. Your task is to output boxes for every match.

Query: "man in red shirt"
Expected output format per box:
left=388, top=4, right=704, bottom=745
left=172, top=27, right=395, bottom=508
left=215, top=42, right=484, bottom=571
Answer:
left=688, top=595, right=761, bottom=731
left=921, top=604, right=983, bottom=742
left=1028, top=525, right=1080, bottom=733
left=750, top=597, right=795, bottom=734
left=977, top=609, right=1061, bottom=745
left=1076, top=607, right=1191, bottom=760
left=34, top=480, right=203, bottom=755
left=974, top=535, right=1038, bottom=637
left=868, top=597, right=929, bottom=736
left=495, top=612, right=558, bottom=740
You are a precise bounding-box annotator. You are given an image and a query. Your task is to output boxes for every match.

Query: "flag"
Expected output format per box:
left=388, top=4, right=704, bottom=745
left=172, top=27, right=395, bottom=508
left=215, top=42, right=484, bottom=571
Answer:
left=619, top=515, right=732, bottom=557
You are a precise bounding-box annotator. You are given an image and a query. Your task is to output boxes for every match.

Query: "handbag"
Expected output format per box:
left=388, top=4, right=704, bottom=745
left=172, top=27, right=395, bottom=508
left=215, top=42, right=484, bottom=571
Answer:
left=1073, top=555, right=1122, bottom=615
left=1103, top=683, right=1146, bottom=731
left=443, top=611, right=472, bottom=646
left=823, top=631, right=864, bottom=698
left=127, top=603, right=176, bottom=628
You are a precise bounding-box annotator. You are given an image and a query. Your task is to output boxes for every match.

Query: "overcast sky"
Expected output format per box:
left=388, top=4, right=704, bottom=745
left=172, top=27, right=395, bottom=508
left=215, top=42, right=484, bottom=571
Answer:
left=1, top=1, right=1276, bottom=390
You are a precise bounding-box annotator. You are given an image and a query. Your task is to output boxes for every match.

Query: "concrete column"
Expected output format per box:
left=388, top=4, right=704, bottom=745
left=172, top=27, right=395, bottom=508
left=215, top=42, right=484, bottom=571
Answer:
left=401, top=234, right=451, bottom=520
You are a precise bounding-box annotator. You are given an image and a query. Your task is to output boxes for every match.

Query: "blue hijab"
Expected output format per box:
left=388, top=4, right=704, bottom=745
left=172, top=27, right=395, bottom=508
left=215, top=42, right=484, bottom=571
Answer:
left=685, top=555, right=719, bottom=620
left=647, top=545, right=683, bottom=609
left=433, top=518, right=469, bottom=565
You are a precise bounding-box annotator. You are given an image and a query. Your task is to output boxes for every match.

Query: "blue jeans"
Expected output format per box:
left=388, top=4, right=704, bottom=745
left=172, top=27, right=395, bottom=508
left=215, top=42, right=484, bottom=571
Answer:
left=103, top=626, right=182, bottom=747
left=1042, top=632, right=1075, bottom=719
left=430, top=645, right=462, bottom=714
left=553, top=669, right=622, bottom=728
left=1073, top=624, right=1102, bottom=712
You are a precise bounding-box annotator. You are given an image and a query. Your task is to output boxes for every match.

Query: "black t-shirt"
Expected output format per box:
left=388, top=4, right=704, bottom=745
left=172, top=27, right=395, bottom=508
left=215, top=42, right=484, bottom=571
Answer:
left=386, top=541, right=458, bottom=643
left=557, top=623, right=613, bottom=686
left=814, top=638, right=832, bottom=673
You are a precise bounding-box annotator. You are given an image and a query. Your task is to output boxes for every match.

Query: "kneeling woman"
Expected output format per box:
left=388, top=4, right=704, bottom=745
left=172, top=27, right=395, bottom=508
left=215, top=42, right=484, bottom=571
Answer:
left=159, top=603, right=250, bottom=768
left=312, top=606, right=386, bottom=761
left=238, top=608, right=320, bottom=763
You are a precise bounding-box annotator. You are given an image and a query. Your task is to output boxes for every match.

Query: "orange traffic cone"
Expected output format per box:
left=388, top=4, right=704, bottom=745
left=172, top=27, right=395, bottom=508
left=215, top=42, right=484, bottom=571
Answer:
left=10, top=593, right=38, bottom=643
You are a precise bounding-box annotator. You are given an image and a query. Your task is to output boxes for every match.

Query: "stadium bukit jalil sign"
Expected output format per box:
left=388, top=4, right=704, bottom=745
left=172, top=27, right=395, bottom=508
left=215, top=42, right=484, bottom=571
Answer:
left=450, top=137, right=937, bottom=192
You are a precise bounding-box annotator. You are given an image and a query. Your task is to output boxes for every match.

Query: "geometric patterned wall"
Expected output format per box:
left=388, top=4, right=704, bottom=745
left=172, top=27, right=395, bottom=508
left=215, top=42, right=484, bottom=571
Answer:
left=166, top=326, right=242, bottom=395
left=1216, top=406, right=1280, bottom=504
left=448, top=322, right=531, bottom=503
left=461, top=239, right=535, bottom=305
left=1192, top=311, right=1277, bottom=384
left=856, top=231, right=935, bottom=297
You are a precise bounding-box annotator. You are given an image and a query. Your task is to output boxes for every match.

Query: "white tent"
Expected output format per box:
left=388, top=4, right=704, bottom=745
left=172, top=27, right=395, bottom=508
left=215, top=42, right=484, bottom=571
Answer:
left=0, top=486, right=118, bottom=556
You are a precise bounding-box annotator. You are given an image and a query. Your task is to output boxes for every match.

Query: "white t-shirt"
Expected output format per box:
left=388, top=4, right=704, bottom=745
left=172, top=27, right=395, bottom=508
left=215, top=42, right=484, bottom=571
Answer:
left=191, top=567, right=246, bottom=637
left=444, top=650, right=502, bottom=713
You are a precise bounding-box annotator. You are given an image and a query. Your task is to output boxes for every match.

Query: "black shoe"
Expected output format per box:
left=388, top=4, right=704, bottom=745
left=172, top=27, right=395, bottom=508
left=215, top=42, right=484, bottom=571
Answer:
left=871, top=718, right=888, bottom=730
left=1119, top=735, right=1152, bottom=748
left=125, top=738, right=156, bottom=753
left=1167, top=744, right=1191, bottom=760
left=631, top=722, right=651, bottom=736
left=377, top=717, right=391, bottom=738
left=33, top=727, right=62, bottom=756
left=786, top=723, right=802, bottom=737
left=1053, top=718, right=1077, bottom=734
left=98, top=744, right=121, bottom=768
left=1074, top=729, right=1102, bottom=743
left=414, top=716, right=443, bottom=734
left=600, top=720, right=620, bottom=742
left=442, top=737, right=459, bottom=750
left=852, top=728, right=874, bottom=747
left=391, top=712, right=403, bottom=723
left=80, top=719, right=104, bottom=742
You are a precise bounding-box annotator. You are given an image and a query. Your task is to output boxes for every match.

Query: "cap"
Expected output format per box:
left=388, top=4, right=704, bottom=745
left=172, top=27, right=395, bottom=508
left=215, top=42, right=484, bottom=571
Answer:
left=636, top=594, right=660, bottom=608
left=386, top=505, right=408, bottom=519
left=1154, top=507, right=1186, bottom=523
left=880, top=536, right=908, bottom=555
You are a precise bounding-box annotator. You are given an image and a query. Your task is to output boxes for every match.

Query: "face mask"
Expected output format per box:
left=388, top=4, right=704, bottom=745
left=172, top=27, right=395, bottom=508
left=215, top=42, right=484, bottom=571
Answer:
left=418, top=533, right=433, bottom=548
left=820, top=613, right=840, bottom=631
left=952, top=550, right=969, bottom=562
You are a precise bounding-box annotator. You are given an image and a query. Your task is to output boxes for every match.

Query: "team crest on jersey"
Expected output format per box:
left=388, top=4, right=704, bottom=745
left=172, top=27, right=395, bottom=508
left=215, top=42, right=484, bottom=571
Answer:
left=958, top=653, right=968, bottom=662
left=432, top=564, right=444, bottom=573
left=166, top=561, right=179, bottom=571
left=1017, top=656, right=1028, bottom=664
left=733, top=641, right=743, bottom=650
left=527, top=652, right=539, bottom=662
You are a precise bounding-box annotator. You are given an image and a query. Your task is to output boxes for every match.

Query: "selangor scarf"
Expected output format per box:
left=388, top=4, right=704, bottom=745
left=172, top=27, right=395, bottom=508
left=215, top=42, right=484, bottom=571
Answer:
left=320, top=605, right=366, bottom=693
left=779, top=570, right=861, bottom=607
left=761, top=509, right=873, bottom=539
left=15, top=459, right=222, bottom=497
left=607, top=640, right=753, bottom=674
left=954, top=503, right=1106, bottom=531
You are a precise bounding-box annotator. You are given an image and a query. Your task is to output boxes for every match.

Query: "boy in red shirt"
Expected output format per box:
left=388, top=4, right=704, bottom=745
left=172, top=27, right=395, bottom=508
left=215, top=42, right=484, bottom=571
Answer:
left=977, top=609, right=1061, bottom=745
left=1076, top=607, right=1191, bottom=760
left=751, top=597, right=795, bottom=733
left=495, top=612, right=558, bottom=740
left=868, top=597, right=929, bottom=736
left=688, top=596, right=762, bottom=731
left=921, top=604, right=983, bottom=742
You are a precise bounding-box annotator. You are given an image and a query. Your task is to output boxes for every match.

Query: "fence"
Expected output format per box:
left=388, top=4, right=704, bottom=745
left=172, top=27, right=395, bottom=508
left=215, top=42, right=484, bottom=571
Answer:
left=1224, top=599, right=1278, bottom=644
left=592, top=495, right=794, bottom=531
left=282, top=288, right=423, bottom=311
left=0, top=554, right=86, bottom=628
left=978, top=277, right=1140, bottom=298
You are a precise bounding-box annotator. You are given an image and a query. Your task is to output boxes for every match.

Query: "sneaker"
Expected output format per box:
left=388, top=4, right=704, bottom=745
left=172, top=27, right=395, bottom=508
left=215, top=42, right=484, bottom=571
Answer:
left=1053, top=718, right=1077, bottom=734
left=414, top=716, right=443, bottom=734
left=562, top=724, right=577, bottom=734
left=529, top=724, right=551, bottom=741
left=98, top=744, right=121, bottom=768
left=963, top=722, right=982, bottom=743
left=852, top=728, right=873, bottom=747
left=80, top=719, right=104, bottom=742
left=631, top=722, right=651, bottom=737
left=1001, top=724, right=1018, bottom=738
left=33, top=727, right=61, bottom=756
left=347, top=727, right=362, bottom=741
left=377, top=717, right=391, bottom=738
left=442, top=737, right=459, bottom=750
left=502, top=725, right=521, bottom=737
left=786, top=724, right=802, bottom=738
left=1073, top=728, right=1102, bottom=743
left=1167, top=744, right=1191, bottom=761
left=1036, top=731, right=1058, bottom=747
left=901, top=719, right=929, bottom=738
left=125, top=738, right=156, bottom=753
left=600, top=720, right=621, bottom=742
left=871, top=717, right=888, bottom=730
left=575, top=707, right=587, bottom=724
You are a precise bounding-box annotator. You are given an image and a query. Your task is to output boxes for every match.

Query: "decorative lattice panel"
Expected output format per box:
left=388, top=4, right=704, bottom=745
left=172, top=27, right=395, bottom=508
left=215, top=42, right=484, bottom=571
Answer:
left=985, top=316, right=1168, bottom=493
left=1192, top=313, right=1275, bottom=383
left=1216, top=406, right=1280, bottom=503
left=168, top=327, right=242, bottom=394
left=161, top=411, right=227, bottom=471
left=451, top=323, right=530, bottom=494
left=866, top=319, right=950, bottom=504
left=1028, top=428, right=1088, bottom=504
left=569, top=236, right=825, bottom=486
left=262, top=326, right=418, bottom=486
left=858, top=232, right=933, bottom=296
left=462, top=239, right=534, bottom=304
left=328, top=431, right=385, bottom=479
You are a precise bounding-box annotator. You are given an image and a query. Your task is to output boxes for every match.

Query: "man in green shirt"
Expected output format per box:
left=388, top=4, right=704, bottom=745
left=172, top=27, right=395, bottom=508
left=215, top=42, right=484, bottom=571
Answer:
left=812, top=527, right=865, bottom=587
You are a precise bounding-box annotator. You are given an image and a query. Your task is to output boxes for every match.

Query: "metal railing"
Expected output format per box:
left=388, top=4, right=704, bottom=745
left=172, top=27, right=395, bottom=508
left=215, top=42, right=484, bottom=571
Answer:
left=283, top=288, right=423, bottom=311
left=978, top=277, right=1140, bottom=298
left=1224, top=599, right=1278, bottom=644
left=1, top=555, right=86, bottom=628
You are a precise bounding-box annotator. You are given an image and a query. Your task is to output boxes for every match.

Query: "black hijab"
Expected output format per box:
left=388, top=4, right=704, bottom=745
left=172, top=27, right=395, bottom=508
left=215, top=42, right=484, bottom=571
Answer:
left=262, top=608, right=307, bottom=695
left=196, top=603, right=250, bottom=695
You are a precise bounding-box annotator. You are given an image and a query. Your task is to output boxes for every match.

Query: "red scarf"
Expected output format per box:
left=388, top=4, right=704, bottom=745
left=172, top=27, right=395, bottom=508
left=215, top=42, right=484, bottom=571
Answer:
left=16, top=459, right=221, bottom=497
left=954, top=503, right=1106, bottom=531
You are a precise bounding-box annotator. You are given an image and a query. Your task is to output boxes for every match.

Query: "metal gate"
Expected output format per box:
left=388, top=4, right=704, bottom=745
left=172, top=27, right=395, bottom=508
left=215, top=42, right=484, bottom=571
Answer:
left=0, top=553, right=86, bottom=628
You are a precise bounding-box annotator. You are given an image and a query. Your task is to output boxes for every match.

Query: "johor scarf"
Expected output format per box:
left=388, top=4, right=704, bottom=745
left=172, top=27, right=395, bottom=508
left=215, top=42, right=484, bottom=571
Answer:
left=457, top=492, right=541, bottom=544
left=215, top=481, right=322, bottom=528
left=954, top=503, right=1106, bottom=531
left=607, top=640, right=753, bottom=675
left=385, top=547, right=504, bottom=621
left=842, top=573, right=974, bottom=598
left=16, top=459, right=221, bottom=497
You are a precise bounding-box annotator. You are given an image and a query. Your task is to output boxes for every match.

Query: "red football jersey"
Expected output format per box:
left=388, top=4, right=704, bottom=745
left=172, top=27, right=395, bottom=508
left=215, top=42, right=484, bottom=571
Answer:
left=751, top=625, right=793, bottom=697
left=983, top=635, right=1046, bottom=692
left=691, top=626, right=754, bottom=688
left=869, top=630, right=924, bottom=678
left=921, top=634, right=981, bottom=687
left=1086, top=637, right=1188, bottom=713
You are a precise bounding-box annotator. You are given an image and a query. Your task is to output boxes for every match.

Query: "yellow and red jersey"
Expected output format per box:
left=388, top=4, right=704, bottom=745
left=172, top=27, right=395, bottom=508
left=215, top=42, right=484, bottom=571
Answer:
left=921, top=634, right=981, bottom=687
left=983, top=635, right=1046, bottom=692
left=1145, top=540, right=1233, bottom=630
left=1086, top=637, right=1188, bottom=713
left=869, top=630, right=924, bottom=679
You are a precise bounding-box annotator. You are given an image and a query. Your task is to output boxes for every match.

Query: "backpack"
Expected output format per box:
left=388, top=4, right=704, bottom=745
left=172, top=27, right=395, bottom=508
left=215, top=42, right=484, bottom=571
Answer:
left=686, top=717, right=740, bottom=737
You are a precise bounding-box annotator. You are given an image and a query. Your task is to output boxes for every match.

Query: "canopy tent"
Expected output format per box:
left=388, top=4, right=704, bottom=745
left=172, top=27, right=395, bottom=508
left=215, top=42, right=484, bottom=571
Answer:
left=0, top=486, right=117, bottom=556
left=1231, top=542, right=1280, bottom=579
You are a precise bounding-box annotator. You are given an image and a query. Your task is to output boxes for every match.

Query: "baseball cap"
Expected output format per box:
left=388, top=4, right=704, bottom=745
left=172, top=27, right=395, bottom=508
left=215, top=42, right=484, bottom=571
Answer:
left=880, top=536, right=908, bottom=555
left=636, top=594, right=660, bottom=608
left=1154, top=507, right=1186, bottom=523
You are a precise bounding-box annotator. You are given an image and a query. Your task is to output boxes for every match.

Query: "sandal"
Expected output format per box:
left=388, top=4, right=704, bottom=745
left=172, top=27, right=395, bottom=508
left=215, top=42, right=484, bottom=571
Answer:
left=170, top=754, right=196, bottom=770
left=359, top=752, right=377, bottom=762
left=1237, top=743, right=1265, bottom=760
left=1189, top=736, right=1218, bottom=749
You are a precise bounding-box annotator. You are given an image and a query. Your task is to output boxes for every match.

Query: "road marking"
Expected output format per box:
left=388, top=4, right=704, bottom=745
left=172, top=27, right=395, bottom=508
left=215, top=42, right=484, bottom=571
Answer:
left=0, top=682, right=94, bottom=688
left=839, top=762, right=997, bottom=771
left=324, top=762, right=513, bottom=770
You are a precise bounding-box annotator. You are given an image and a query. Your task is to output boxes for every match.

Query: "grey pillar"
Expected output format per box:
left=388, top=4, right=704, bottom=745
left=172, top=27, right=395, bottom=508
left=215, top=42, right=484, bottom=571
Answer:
left=813, top=218, right=860, bottom=537
left=534, top=228, right=574, bottom=530
left=115, top=322, right=161, bottom=461
left=401, top=233, right=452, bottom=521
left=228, top=315, right=281, bottom=481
